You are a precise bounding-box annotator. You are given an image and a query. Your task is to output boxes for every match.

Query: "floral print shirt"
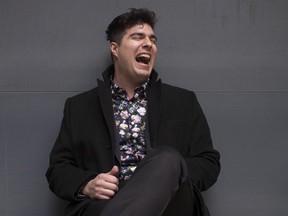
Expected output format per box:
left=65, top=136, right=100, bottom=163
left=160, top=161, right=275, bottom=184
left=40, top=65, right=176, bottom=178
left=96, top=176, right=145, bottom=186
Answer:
left=111, top=80, right=148, bottom=181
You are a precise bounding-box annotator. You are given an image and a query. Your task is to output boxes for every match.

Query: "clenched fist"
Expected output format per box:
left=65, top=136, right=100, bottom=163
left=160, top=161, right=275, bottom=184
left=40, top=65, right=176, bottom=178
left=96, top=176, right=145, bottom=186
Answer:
left=82, top=166, right=119, bottom=199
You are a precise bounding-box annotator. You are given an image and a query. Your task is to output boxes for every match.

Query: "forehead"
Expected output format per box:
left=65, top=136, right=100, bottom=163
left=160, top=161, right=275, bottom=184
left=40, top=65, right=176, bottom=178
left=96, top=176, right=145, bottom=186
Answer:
left=125, top=23, right=155, bottom=35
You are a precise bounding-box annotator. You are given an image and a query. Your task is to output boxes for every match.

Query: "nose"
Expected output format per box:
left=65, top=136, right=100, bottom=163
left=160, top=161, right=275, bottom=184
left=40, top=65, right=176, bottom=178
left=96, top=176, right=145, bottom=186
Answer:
left=142, top=37, right=153, bottom=49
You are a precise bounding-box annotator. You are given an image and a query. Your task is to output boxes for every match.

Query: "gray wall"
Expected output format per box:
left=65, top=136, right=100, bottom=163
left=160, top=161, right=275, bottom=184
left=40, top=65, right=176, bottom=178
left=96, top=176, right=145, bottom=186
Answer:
left=1, top=0, right=287, bottom=215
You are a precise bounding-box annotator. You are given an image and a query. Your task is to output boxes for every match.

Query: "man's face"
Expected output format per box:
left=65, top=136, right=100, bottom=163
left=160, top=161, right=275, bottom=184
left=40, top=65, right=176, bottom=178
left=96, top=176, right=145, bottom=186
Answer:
left=111, top=23, right=158, bottom=86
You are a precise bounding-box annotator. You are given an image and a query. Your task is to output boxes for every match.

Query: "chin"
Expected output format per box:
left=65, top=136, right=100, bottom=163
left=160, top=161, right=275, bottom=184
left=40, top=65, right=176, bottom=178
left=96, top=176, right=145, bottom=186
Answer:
left=137, top=69, right=151, bottom=79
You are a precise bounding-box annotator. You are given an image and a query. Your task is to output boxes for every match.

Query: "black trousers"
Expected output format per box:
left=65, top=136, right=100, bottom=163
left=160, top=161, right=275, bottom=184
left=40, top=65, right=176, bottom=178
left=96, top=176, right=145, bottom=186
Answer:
left=81, top=146, right=201, bottom=216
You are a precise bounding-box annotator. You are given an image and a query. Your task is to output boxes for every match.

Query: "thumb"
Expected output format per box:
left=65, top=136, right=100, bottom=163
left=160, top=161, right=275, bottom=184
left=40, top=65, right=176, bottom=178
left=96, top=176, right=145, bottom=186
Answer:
left=107, top=165, right=119, bottom=176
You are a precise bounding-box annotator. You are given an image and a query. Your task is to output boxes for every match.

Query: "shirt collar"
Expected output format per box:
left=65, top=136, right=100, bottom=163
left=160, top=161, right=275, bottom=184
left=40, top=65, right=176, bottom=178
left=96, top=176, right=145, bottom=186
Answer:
left=111, top=78, right=149, bottom=100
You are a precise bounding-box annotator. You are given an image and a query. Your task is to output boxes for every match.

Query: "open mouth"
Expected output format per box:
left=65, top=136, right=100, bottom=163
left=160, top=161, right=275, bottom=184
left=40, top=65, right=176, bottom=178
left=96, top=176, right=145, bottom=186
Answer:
left=135, top=53, right=151, bottom=65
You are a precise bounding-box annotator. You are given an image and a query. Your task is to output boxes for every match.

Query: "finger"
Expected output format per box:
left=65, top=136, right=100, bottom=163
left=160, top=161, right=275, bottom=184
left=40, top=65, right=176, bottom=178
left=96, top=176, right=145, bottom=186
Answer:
left=97, top=187, right=117, bottom=198
left=103, top=181, right=119, bottom=192
left=104, top=175, right=119, bottom=185
left=107, top=165, right=119, bottom=176
left=95, top=193, right=111, bottom=200
left=96, top=173, right=116, bottom=183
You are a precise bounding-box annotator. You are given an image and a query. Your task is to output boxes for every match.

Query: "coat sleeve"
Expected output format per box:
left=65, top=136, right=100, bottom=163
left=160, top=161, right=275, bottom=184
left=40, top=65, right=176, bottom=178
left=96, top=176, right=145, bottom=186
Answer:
left=185, top=92, right=220, bottom=191
left=45, top=99, right=98, bottom=202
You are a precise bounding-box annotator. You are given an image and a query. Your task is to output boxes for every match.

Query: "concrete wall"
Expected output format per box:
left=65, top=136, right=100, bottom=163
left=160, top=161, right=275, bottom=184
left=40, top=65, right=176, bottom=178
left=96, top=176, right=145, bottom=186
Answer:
left=1, top=0, right=287, bottom=215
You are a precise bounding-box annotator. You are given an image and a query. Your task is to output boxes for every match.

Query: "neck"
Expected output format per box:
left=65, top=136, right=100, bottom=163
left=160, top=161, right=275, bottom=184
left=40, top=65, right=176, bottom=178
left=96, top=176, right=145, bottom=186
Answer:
left=113, top=73, right=138, bottom=100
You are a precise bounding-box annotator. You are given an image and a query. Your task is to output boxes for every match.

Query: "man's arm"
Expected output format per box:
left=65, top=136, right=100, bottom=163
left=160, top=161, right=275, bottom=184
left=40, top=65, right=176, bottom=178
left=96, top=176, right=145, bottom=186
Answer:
left=46, top=99, right=99, bottom=201
left=185, top=92, right=220, bottom=191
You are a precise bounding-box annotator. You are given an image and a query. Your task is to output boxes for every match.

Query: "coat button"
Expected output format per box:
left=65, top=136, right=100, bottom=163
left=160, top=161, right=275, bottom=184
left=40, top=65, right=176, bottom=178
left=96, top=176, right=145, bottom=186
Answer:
left=106, top=145, right=112, bottom=150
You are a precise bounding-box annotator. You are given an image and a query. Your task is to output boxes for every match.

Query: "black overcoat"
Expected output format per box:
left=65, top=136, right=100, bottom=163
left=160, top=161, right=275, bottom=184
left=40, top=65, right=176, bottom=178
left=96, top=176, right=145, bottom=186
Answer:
left=46, top=65, right=220, bottom=215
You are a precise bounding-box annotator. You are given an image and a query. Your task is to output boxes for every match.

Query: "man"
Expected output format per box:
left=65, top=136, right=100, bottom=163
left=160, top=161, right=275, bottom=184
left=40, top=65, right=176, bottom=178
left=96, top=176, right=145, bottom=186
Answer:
left=46, top=8, right=220, bottom=216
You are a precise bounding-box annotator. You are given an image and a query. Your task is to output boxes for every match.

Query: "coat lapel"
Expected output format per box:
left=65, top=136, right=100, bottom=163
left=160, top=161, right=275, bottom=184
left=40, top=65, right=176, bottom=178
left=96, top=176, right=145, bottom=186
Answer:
left=147, top=72, right=162, bottom=148
left=97, top=66, right=120, bottom=165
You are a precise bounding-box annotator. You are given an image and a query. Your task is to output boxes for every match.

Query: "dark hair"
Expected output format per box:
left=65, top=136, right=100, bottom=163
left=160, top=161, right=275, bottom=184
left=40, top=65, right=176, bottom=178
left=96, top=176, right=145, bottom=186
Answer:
left=105, top=8, right=157, bottom=43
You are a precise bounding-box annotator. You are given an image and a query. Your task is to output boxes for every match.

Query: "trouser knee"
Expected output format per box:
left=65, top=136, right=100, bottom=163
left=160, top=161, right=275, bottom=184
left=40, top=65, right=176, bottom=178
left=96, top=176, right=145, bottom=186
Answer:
left=143, top=145, right=188, bottom=178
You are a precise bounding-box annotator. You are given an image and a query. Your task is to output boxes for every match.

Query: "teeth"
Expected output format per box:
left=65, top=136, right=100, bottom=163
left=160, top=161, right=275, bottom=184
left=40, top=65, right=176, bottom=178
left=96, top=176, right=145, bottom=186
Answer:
left=137, top=53, right=151, bottom=59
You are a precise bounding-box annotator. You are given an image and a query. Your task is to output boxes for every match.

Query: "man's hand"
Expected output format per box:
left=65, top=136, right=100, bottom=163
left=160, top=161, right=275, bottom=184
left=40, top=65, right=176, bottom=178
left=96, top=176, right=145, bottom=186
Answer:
left=82, top=166, right=119, bottom=199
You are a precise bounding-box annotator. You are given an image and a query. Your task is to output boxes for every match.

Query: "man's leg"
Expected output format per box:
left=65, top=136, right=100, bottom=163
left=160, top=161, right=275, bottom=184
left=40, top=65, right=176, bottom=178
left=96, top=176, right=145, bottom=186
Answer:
left=100, top=146, right=195, bottom=216
left=80, top=200, right=109, bottom=216
left=162, top=179, right=194, bottom=216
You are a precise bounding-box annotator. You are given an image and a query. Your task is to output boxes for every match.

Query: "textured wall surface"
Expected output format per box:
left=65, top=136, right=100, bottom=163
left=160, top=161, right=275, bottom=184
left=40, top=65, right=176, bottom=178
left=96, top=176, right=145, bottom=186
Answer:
left=1, top=0, right=287, bottom=215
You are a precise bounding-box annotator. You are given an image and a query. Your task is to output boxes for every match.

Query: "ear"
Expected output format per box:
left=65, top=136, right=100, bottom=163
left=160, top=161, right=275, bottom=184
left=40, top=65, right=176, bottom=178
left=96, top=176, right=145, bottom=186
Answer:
left=110, top=42, right=119, bottom=58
